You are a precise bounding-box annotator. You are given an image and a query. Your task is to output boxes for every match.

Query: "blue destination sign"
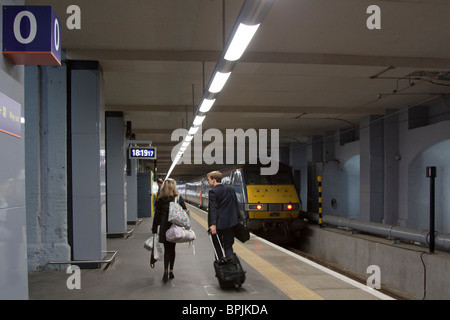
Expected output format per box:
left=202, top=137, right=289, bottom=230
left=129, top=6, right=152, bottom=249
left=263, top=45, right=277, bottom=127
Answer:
left=0, top=91, right=22, bottom=139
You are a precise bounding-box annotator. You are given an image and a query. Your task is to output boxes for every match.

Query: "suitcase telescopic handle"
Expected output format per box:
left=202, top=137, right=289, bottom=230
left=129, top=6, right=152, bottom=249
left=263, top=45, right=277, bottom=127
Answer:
left=207, top=229, right=225, bottom=260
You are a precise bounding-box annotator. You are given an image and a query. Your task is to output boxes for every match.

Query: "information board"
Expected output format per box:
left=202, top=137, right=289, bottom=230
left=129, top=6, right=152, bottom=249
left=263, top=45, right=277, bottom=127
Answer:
left=129, top=147, right=157, bottom=160
left=0, top=91, right=22, bottom=139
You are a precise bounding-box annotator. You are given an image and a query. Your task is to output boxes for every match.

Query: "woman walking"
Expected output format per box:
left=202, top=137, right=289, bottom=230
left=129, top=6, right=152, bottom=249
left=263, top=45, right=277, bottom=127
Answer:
left=152, top=178, right=187, bottom=283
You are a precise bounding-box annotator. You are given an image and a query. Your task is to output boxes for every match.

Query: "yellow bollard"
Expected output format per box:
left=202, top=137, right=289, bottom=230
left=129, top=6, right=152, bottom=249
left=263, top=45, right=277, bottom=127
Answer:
left=317, top=176, right=323, bottom=227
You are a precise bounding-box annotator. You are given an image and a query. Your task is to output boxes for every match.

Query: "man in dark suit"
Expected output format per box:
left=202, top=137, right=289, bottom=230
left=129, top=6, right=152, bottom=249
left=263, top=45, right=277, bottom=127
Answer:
left=208, top=171, right=239, bottom=259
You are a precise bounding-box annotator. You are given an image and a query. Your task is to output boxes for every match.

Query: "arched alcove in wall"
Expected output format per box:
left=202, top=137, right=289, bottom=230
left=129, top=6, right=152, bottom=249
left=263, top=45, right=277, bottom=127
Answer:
left=408, top=139, right=450, bottom=233
left=322, top=155, right=360, bottom=219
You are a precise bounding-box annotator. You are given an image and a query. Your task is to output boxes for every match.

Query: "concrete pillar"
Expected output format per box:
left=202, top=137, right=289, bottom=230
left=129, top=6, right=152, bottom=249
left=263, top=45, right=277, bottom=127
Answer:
left=106, top=112, right=127, bottom=234
left=383, top=110, right=400, bottom=225
left=289, top=142, right=307, bottom=212
left=126, top=158, right=138, bottom=223
left=25, top=64, right=70, bottom=270
left=323, top=131, right=336, bottom=162
left=69, top=61, right=106, bottom=262
left=360, top=115, right=384, bottom=222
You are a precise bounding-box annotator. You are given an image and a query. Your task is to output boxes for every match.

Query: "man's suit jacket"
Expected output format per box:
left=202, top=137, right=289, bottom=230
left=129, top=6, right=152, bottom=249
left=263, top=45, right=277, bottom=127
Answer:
left=208, top=184, right=239, bottom=230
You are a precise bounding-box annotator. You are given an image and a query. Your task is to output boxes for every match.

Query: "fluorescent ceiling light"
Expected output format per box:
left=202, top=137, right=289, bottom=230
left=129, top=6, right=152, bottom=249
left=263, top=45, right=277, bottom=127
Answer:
left=166, top=164, right=175, bottom=178
left=193, top=115, right=206, bottom=126
left=199, top=98, right=216, bottom=113
left=209, top=71, right=231, bottom=93
left=182, top=141, right=190, bottom=148
left=224, top=23, right=260, bottom=61
left=188, top=126, right=199, bottom=135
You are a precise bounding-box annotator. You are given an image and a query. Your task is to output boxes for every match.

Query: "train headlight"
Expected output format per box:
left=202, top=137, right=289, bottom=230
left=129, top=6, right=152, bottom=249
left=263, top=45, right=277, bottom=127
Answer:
left=246, top=204, right=267, bottom=211
left=283, top=203, right=299, bottom=211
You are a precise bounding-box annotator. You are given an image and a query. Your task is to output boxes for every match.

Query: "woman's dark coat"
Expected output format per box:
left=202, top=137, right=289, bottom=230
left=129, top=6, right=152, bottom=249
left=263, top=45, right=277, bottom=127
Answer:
left=152, top=195, right=187, bottom=243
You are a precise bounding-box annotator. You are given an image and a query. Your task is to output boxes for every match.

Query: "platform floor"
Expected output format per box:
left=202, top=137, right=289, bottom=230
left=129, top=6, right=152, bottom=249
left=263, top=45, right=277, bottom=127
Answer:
left=28, top=204, right=393, bottom=300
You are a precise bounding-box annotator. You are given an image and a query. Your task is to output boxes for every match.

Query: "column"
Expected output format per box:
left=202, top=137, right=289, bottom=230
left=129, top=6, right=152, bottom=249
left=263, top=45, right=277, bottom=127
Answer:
left=106, top=112, right=127, bottom=234
left=360, top=115, right=384, bottom=222
left=69, top=61, right=107, bottom=262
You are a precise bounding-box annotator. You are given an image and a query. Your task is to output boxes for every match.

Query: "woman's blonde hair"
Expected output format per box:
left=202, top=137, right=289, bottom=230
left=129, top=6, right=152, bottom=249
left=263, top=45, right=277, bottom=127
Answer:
left=157, top=178, right=179, bottom=199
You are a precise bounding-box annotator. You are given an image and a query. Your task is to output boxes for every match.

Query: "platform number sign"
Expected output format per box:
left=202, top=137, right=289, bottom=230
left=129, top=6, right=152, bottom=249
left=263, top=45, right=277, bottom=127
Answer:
left=3, top=6, right=61, bottom=65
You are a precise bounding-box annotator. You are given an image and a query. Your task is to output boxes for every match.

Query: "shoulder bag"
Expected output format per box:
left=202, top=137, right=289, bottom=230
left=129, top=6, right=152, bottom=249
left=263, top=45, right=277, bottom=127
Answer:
left=227, top=187, right=250, bottom=243
left=168, top=196, right=191, bottom=229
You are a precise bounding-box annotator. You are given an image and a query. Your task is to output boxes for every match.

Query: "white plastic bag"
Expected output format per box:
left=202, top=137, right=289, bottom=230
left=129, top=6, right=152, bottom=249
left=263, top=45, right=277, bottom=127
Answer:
left=153, top=236, right=163, bottom=261
left=143, top=236, right=154, bottom=251
left=149, top=235, right=163, bottom=268
left=145, top=235, right=163, bottom=259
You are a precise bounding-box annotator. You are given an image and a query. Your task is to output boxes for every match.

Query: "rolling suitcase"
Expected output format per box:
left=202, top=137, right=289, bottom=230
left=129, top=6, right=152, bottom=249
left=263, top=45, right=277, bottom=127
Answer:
left=209, top=232, right=246, bottom=289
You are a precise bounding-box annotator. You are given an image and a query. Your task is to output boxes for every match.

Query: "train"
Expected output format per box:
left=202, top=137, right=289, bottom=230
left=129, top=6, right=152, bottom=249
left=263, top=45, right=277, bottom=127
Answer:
left=177, top=163, right=306, bottom=243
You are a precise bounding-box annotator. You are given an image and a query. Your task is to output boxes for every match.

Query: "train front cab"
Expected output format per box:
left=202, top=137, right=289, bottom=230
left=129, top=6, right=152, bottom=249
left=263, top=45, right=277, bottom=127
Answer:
left=241, top=164, right=305, bottom=243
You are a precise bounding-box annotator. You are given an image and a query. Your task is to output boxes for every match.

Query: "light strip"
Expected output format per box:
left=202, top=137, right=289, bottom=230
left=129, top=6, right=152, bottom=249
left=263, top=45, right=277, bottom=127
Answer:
left=188, top=126, right=200, bottom=135
left=165, top=0, right=274, bottom=181
left=193, top=115, right=206, bottom=126
left=199, top=98, right=216, bottom=113
left=209, top=71, right=231, bottom=93
left=224, top=23, right=260, bottom=61
left=182, top=141, right=190, bottom=148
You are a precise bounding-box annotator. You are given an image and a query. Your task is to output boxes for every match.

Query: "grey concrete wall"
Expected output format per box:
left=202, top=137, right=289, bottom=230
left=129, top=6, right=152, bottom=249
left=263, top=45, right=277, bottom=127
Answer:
left=398, top=107, right=450, bottom=228
left=292, top=101, right=450, bottom=233
left=299, top=225, right=450, bottom=300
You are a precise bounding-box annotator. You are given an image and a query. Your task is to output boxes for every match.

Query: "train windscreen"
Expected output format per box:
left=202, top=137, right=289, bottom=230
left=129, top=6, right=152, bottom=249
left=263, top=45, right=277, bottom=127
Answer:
left=244, top=167, right=293, bottom=185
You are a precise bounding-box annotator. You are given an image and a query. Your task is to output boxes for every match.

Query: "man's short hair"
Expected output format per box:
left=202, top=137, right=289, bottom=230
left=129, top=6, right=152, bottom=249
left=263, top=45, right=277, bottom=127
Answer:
left=207, top=171, right=222, bottom=183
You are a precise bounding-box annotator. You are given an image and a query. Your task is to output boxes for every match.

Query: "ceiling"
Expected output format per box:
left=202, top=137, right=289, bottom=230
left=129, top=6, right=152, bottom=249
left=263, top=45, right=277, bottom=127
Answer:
left=26, top=0, right=450, bottom=180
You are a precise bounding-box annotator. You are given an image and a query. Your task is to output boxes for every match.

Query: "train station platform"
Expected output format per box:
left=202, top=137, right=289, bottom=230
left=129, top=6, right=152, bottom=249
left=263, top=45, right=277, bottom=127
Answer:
left=28, top=203, right=393, bottom=301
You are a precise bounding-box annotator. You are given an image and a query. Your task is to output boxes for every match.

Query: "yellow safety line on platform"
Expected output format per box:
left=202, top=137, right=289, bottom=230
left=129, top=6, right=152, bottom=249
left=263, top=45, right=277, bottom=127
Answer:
left=189, top=210, right=324, bottom=300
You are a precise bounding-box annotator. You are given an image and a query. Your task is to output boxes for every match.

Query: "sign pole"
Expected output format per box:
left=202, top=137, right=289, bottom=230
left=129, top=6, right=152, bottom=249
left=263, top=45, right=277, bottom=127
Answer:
left=426, top=166, right=436, bottom=253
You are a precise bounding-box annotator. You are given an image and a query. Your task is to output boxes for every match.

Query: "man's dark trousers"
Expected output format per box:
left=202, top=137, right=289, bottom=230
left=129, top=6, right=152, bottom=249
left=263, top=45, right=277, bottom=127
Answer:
left=212, top=227, right=235, bottom=259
